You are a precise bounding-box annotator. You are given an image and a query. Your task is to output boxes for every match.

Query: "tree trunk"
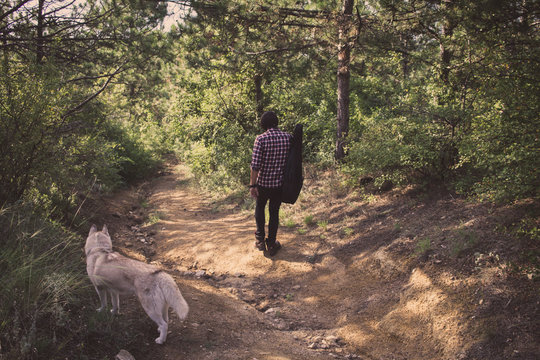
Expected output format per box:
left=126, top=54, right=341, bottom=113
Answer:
left=254, top=73, right=263, bottom=116
left=400, top=34, right=410, bottom=78
left=335, top=0, right=354, bottom=161
left=439, top=0, right=454, bottom=84
left=36, top=0, right=45, bottom=64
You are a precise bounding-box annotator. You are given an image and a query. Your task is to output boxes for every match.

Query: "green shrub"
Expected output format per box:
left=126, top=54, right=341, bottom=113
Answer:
left=0, top=203, right=90, bottom=359
left=0, top=63, right=160, bottom=221
left=304, top=215, right=315, bottom=226
left=101, top=121, right=160, bottom=183
left=317, top=220, right=329, bottom=231
left=415, top=237, right=432, bottom=256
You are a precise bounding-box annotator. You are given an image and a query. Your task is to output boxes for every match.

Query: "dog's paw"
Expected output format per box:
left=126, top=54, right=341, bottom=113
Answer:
left=155, top=337, right=165, bottom=345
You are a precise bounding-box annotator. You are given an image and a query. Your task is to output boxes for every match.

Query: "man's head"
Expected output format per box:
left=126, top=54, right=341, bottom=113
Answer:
left=260, top=111, right=278, bottom=130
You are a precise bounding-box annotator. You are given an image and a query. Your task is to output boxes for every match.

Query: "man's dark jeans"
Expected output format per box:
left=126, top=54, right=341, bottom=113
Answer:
left=255, top=186, right=282, bottom=246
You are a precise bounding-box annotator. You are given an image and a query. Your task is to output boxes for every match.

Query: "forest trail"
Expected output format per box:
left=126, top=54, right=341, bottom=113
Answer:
left=93, top=161, right=538, bottom=360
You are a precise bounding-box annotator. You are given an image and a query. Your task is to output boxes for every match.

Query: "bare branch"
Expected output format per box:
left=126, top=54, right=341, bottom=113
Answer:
left=61, top=61, right=128, bottom=121
left=233, top=41, right=326, bottom=56
left=0, top=0, right=32, bottom=23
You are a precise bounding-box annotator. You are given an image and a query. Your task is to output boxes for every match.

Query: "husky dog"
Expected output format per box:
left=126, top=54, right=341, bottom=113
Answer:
left=85, top=224, right=189, bottom=344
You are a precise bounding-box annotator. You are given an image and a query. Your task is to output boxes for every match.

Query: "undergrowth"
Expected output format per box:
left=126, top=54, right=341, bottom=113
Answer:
left=0, top=203, right=146, bottom=359
left=0, top=203, right=86, bottom=358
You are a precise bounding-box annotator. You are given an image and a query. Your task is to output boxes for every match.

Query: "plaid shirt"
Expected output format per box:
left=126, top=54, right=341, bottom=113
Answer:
left=251, top=128, right=292, bottom=188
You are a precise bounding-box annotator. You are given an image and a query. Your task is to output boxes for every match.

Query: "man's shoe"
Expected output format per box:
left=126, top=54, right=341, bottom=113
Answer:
left=254, top=240, right=266, bottom=251
left=266, top=240, right=282, bottom=256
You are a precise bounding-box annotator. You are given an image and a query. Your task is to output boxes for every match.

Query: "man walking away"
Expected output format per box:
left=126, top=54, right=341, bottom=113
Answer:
left=249, top=111, right=292, bottom=256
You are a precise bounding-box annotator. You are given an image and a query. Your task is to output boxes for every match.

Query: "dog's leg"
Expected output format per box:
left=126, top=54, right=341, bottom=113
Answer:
left=138, top=292, right=169, bottom=344
left=145, top=307, right=168, bottom=344
left=154, top=320, right=168, bottom=345
left=162, top=303, right=169, bottom=324
left=156, top=302, right=170, bottom=344
left=110, top=290, right=120, bottom=314
left=95, top=286, right=108, bottom=312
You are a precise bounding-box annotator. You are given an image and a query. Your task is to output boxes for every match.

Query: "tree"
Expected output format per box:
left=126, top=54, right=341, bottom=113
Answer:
left=344, top=0, right=539, bottom=199
left=0, top=0, right=170, bottom=205
left=169, top=0, right=371, bottom=163
left=335, top=0, right=354, bottom=160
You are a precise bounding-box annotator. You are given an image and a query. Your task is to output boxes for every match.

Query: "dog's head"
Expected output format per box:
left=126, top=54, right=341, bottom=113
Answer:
left=85, top=224, right=113, bottom=256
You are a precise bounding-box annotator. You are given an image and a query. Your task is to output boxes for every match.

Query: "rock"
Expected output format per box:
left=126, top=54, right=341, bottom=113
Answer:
left=274, top=319, right=288, bottom=330
left=145, top=249, right=156, bottom=257
left=115, top=350, right=135, bottom=360
left=256, top=300, right=270, bottom=312
left=326, top=335, right=339, bottom=345
left=378, top=180, right=393, bottom=192
left=265, top=307, right=280, bottom=315
left=195, top=270, right=207, bottom=278
left=359, top=176, right=373, bottom=185
left=130, top=214, right=144, bottom=224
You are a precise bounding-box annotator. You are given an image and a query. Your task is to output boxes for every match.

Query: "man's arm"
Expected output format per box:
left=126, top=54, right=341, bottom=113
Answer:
left=250, top=135, right=262, bottom=198
left=250, top=168, right=259, bottom=198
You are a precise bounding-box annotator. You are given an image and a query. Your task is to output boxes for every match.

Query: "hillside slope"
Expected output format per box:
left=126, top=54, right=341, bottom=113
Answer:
left=87, top=161, right=539, bottom=359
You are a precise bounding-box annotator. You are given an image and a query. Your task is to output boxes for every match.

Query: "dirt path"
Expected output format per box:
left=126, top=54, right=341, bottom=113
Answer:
left=100, top=164, right=346, bottom=359
left=139, top=165, right=334, bottom=359
left=95, top=162, right=539, bottom=360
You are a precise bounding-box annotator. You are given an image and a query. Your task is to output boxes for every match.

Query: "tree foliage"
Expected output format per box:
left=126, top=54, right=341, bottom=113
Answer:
left=2, top=0, right=538, bottom=206
left=168, top=0, right=539, bottom=201
left=0, top=0, right=538, bottom=357
left=0, top=0, right=170, bottom=211
left=348, top=0, right=540, bottom=200
left=1, top=1, right=175, bottom=356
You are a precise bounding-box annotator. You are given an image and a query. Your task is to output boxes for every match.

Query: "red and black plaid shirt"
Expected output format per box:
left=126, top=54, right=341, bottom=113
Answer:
left=251, top=128, right=292, bottom=188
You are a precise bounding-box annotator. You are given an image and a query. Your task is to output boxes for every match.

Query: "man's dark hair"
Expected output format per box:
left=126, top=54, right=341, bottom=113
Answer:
left=260, top=111, right=279, bottom=130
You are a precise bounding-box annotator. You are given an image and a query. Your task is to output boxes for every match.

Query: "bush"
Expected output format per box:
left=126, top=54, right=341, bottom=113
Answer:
left=0, top=203, right=90, bottom=359
left=101, top=121, right=160, bottom=183
left=345, top=109, right=439, bottom=185
left=0, top=63, right=161, bottom=221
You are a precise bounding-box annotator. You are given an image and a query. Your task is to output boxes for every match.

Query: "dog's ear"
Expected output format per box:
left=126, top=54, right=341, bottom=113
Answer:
left=102, top=224, right=109, bottom=236
left=89, top=224, right=97, bottom=236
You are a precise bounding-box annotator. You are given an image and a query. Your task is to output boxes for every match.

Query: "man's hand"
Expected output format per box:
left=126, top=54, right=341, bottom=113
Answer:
left=250, top=168, right=259, bottom=198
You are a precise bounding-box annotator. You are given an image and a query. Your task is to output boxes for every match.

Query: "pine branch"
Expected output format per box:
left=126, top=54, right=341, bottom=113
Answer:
left=61, top=61, right=128, bottom=121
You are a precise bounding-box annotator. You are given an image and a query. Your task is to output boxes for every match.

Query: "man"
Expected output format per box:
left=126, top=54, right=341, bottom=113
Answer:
left=250, top=111, right=292, bottom=256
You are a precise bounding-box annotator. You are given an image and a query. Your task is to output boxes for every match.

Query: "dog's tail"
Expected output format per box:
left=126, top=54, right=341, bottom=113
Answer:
left=158, top=272, right=189, bottom=320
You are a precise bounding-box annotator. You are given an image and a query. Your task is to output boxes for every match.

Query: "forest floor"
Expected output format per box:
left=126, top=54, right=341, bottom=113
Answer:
left=87, top=158, right=539, bottom=360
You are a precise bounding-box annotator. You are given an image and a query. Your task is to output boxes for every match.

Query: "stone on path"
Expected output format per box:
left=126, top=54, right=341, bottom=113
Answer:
left=115, top=349, right=136, bottom=360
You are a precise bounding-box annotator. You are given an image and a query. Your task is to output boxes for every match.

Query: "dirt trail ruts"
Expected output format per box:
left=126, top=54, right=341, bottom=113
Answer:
left=100, top=164, right=344, bottom=359
left=95, top=162, right=539, bottom=360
